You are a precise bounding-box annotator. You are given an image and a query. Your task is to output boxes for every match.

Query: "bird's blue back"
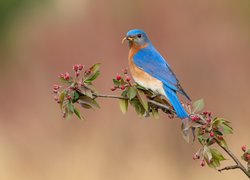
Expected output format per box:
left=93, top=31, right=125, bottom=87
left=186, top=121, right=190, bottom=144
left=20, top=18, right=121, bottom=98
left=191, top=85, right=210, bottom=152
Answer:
left=133, top=44, right=190, bottom=100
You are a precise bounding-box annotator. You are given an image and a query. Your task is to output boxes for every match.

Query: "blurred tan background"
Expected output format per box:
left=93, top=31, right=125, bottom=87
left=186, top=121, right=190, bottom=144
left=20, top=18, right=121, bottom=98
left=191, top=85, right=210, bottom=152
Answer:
left=0, top=0, right=250, bottom=179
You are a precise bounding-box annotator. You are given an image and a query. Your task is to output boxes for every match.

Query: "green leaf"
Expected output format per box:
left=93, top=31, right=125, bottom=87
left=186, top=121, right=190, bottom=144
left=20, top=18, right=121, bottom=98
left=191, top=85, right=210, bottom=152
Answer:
left=203, top=146, right=212, bottom=161
left=181, top=122, right=190, bottom=143
left=84, top=71, right=100, bottom=83
left=206, top=157, right=220, bottom=168
left=210, top=148, right=226, bottom=161
left=89, top=63, right=101, bottom=74
left=72, top=91, right=80, bottom=103
left=65, top=105, right=73, bottom=120
left=59, top=91, right=66, bottom=109
left=151, top=108, right=160, bottom=119
left=221, top=122, right=233, bottom=134
left=136, top=89, right=148, bottom=111
left=80, top=103, right=93, bottom=109
left=135, top=83, right=147, bottom=90
left=68, top=102, right=75, bottom=113
left=198, top=135, right=204, bottom=145
left=127, top=87, right=137, bottom=100
left=119, top=99, right=128, bottom=114
left=79, top=96, right=99, bottom=109
left=218, top=138, right=228, bottom=148
left=213, top=118, right=230, bottom=126
left=130, top=98, right=145, bottom=117
left=113, top=79, right=120, bottom=86
left=74, top=108, right=84, bottom=120
left=192, top=99, right=204, bottom=113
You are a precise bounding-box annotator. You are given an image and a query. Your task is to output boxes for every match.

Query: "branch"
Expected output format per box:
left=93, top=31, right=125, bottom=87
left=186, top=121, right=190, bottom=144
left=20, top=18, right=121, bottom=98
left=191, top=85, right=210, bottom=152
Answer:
left=216, top=141, right=250, bottom=178
left=93, top=93, right=176, bottom=114
left=54, top=64, right=250, bottom=179
left=218, top=165, right=240, bottom=172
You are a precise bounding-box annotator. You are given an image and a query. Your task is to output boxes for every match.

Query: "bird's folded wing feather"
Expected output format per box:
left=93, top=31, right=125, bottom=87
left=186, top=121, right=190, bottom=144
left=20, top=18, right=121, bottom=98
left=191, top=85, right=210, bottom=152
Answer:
left=133, top=45, right=191, bottom=101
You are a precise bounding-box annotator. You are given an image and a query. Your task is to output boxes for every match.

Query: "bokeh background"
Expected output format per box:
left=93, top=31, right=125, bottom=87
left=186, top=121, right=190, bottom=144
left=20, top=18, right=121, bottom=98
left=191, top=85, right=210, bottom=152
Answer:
left=0, top=0, right=250, bottom=179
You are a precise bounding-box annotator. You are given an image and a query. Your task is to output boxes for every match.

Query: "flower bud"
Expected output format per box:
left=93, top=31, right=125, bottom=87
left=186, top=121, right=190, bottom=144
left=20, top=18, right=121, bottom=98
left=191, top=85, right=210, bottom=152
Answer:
left=116, top=74, right=122, bottom=81
left=210, top=131, right=214, bottom=137
left=200, top=159, right=205, bottom=167
left=78, top=64, right=84, bottom=71
left=76, top=72, right=80, bottom=77
left=207, top=118, right=212, bottom=123
left=53, top=84, right=61, bottom=90
left=54, top=96, right=59, bottom=102
left=191, top=115, right=200, bottom=122
left=120, top=85, right=126, bottom=90
left=242, top=145, right=247, bottom=152
left=73, top=64, right=79, bottom=71
left=123, top=68, right=128, bottom=74
left=218, top=135, right=223, bottom=140
left=202, top=111, right=208, bottom=116
left=193, top=153, right=200, bottom=160
left=64, top=72, right=70, bottom=80
left=67, top=95, right=72, bottom=100
left=125, top=76, right=131, bottom=82
left=111, top=87, right=116, bottom=91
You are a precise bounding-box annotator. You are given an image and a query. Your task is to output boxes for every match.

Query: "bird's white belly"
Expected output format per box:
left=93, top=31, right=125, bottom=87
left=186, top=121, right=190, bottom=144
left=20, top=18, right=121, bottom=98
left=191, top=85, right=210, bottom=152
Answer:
left=133, top=76, right=167, bottom=98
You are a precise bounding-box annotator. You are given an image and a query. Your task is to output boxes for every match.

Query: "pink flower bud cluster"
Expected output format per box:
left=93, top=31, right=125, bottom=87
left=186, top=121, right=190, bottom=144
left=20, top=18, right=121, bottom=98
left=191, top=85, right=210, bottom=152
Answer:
left=73, top=64, right=84, bottom=77
left=193, top=152, right=206, bottom=167
left=59, top=72, right=70, bottom=80
left=111, top=68, right=132, bottom=91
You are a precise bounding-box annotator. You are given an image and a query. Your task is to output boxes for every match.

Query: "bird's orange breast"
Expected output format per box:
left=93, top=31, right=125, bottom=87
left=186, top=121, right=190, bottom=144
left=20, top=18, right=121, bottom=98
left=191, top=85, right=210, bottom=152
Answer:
left=128, top=44, right=166, bottom=96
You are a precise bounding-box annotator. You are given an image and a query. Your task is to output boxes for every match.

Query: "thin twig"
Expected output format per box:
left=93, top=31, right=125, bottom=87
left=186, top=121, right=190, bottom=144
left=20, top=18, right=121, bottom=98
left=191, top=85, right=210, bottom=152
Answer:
left=216, top=141, right=250, bottom=178
left=218, top=165, right=240, bottom=172
left=93, top=93, right=176, bottom=113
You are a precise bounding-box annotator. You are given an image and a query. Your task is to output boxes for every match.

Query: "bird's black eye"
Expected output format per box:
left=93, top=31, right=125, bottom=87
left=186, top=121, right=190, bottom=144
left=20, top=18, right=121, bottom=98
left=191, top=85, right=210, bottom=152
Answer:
left=137, top=34, right=142, bottom=38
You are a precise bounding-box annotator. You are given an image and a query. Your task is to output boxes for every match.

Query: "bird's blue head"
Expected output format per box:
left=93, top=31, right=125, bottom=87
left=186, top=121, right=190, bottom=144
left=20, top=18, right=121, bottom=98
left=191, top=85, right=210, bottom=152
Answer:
left=122, top=29, right=151, bottom=47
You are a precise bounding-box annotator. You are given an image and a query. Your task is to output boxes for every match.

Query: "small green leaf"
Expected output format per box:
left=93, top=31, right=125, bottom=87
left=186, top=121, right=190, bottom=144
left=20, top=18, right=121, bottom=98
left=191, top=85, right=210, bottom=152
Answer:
left=198, top=135, right=204, bottom=145
left=113, top=79, right=120, bottom=86
left=121, top=90, right=128, bottom=97
left=59, top=91, right=66, bottom=109
left=130, top=98, right=145, bottom=117
left=84, top=71, right=100, bottom=83
left=192, top=99, right=204, bottom=113
left=137, top=89, right=148, bottom=111
left=119, top=99, right=128, bottom=114
left=74, top=108, right=84, bottom=120
left=89, top=63, right=101, bottom=74
left=80, top=103, right=93, bottom=109
left=213, top=118, right=230, bottom=126
left=151, top=108, right=160, bottom=119
left=218, top=138, right=228, bottom=148
left=210, top=148, right=226, bottom=161
left=65, top=106, right=73, bottom=120
left=127, top=87, right=137, bottom=100
left=203, top=146, right=212, bottom=161
left=72, top=91, right=80, bottom=103
left=68, top=102, right=75, bottom=113
left=135, top=83, right=147, bottom=90
left=181, top=122, right=190, bottom=143
left=79, top=96, right=99, bottom=109
left=221, top=122, right=233, bottom=134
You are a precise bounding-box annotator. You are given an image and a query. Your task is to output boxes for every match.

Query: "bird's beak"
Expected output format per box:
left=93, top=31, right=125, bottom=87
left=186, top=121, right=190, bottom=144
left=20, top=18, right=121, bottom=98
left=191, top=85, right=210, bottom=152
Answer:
left=122, top=36, right=134, bottom=44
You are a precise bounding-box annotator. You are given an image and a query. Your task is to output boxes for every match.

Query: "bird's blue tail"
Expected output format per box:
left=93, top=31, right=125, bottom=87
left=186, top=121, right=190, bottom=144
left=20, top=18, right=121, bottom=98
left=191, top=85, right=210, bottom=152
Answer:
left=164, top=85, right=189, bottom=119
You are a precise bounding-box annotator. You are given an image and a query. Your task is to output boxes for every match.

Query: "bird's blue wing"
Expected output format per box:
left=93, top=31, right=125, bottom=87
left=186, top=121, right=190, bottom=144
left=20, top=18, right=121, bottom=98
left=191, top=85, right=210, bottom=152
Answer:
left=133, top=45, right=190, bottom=100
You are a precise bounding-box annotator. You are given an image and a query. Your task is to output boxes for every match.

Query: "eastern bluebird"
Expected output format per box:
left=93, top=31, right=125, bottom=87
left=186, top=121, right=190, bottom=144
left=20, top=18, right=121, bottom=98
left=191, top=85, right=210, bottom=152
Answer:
left=122, top=29, right=191, bottom=119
